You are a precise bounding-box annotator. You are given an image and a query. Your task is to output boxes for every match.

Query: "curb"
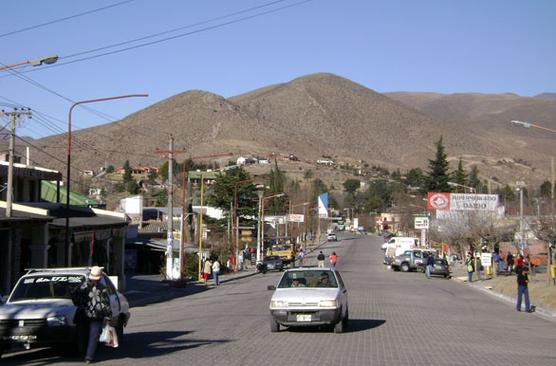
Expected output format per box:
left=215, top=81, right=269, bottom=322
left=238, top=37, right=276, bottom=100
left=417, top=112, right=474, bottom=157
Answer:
left=451, top=276, right=556, bottom=321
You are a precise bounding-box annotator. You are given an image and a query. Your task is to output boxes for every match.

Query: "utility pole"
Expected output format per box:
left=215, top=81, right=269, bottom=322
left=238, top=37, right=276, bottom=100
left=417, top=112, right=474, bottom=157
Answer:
left=5, top=109, right=32, bottom=217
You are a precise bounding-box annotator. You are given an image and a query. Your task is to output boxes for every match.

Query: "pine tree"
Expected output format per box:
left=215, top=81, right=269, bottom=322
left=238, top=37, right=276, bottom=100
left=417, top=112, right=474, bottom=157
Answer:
left=123, top=160, right=133, bottom=183
left=468, top=165, right=481, bottom=189
left=426, top=137, right=451, bottom=192
left=452, top=158, right=467, bottom=187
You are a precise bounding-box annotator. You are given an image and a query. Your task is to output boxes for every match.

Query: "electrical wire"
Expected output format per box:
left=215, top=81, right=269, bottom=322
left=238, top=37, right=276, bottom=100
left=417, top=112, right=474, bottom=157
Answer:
left=0, top=0, right=136, bottom=39
left=3, top=0, right=312, bottom=74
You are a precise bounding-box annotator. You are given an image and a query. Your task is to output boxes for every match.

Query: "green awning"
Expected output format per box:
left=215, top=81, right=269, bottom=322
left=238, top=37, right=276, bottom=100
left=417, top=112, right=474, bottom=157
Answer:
left=41, top=180, right=99, bottom=207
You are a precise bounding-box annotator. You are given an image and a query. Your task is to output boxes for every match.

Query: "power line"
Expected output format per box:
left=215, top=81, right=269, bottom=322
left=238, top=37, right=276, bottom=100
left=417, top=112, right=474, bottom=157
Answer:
left=4, top=0, right=312, bottom=74
left=0, top=0, right=136, bottom=39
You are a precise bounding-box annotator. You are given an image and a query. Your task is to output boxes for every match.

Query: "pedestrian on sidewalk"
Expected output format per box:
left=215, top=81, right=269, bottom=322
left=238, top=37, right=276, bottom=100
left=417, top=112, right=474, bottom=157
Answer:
left=465, top=252, right=474, bottom=283
left=516, top=265, right=534, bottom=312
left=203, top=258, right=212, bottom=287
left=212, top=259, right=221, bottom=286
left=506, top=251, right=514, bottom=274
left=243, top=247, right=251, bottom=270
left=317, top=251, right=325, bottom=268
left=329, top=252, right=337, bottom=268
left=475, top=255, right=483, bottom=281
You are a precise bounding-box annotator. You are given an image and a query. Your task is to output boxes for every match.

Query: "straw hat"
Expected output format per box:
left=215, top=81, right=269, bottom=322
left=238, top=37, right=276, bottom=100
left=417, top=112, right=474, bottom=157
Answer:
left=89, top=266, right=102, bottom=281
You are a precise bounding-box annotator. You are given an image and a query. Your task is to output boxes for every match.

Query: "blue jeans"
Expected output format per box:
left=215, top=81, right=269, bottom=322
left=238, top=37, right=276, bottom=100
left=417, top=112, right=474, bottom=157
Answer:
left=517, top=285, right=530, bottom=311
left=213, top=271, right=220, bottom=286
left=86, top=319, right=103, bottom=361
left=426, top=264, right=433, bottom=278
left=467, top=271, right=473, bottom=282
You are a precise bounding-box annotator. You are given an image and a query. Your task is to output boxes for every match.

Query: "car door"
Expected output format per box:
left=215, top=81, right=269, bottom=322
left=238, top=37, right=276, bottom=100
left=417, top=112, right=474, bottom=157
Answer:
left=101, top=275, right=121, bottom=321
left=335, top=271, right=348, bottom=316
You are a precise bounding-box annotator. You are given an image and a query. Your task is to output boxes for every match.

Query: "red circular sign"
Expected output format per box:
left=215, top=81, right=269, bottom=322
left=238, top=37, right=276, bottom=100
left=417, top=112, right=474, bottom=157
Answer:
left=429, top=193, right=450, bottom=210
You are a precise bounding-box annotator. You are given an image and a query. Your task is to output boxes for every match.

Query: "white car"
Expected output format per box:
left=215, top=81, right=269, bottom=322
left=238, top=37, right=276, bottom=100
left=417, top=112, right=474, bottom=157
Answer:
left=0, top=267, right=130, bottom=358
left=268, top=268, right=348, bottom=333
left=327, top=233, right=338, bottom=241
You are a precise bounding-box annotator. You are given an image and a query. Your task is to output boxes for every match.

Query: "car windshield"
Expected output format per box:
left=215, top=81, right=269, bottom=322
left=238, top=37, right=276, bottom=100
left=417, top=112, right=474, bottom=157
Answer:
left=277, top=270, right=338, bottom=288
left=266, top=256, right=280, bottom=261
left=9, top=275, right=85, bottom=302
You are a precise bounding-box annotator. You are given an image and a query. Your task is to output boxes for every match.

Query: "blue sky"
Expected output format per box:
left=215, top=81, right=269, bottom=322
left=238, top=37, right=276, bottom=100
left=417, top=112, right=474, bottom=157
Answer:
left=1, top=0, right=555, bottom=138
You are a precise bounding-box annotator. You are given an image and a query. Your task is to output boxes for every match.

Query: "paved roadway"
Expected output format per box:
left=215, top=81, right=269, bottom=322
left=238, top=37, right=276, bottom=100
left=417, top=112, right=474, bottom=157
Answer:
left=5, top=234, right=556, bottom=366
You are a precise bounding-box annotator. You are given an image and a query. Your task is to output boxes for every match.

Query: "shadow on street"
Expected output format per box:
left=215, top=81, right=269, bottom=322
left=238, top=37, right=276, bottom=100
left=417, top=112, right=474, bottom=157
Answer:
left=285, top=318, right=386, bottom=333
left=2, top=331, right=231, bottom=365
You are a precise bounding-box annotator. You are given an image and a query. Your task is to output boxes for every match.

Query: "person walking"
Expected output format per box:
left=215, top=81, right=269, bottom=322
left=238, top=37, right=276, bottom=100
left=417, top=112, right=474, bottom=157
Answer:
left=212, top=259, right=221, bottom=286
left=329, top=252, right=337, bottom=268
left=425, top=253, right=434, bottom=279
left=516, top=266, right=534, bottom=312
left=475, top=255, right=483, bottom=281
left=72, top=266, right=112, bottom=364
left=297, top=249, right=305, bottom=267
left=506, top=251, right=514, bottom=274
left=317, top=251, right=326, bottom=268
left=465, top=252, right=474, bottom=283
left=243, top=247, right=251, bottom=270
left=203, top=258, right=212, bottom=287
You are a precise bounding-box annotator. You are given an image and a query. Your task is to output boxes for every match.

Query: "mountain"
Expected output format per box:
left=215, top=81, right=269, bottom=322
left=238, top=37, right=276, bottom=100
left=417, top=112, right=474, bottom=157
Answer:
left=535, top=93, right=556, bottom=101
left=24, top=73, right=556, bottom=186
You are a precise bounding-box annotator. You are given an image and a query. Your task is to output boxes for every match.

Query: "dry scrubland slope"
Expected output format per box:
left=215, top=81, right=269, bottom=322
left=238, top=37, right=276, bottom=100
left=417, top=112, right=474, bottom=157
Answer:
left=25, top=73, right=556, bottom=185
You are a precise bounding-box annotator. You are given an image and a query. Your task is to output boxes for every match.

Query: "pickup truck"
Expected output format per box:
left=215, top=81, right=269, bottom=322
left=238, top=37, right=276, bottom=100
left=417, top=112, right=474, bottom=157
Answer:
left=391, top=249, right=426, bottom=272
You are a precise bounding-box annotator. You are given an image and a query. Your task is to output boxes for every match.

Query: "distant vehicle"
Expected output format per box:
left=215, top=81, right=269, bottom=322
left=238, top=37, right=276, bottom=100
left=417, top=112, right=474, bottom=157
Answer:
left=327, top=233, right=338, bottom=241
left=267, top=244, right=296, bottom=265
left=429, top=258, right=450, bottom=278
left=263, top=255, right=284, bottom=271
left=268, top=268, right=349, bottom=333
left=337, top=220, right=346, bottom=231
left=0, top=267, right=130, bottom=358
left=383, top=237, right=418, bottom=264
left=391, top=249, right=426, bottom=272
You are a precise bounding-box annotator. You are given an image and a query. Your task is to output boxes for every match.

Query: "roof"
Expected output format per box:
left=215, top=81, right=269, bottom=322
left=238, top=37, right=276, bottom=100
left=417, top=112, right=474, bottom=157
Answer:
left=22, top=203, right=127, bottom=228
left=41, top=181, right=100, bottom=207
left=0, top=161, right=62, bottom=181
left=0, top=207, right=54, bottom=223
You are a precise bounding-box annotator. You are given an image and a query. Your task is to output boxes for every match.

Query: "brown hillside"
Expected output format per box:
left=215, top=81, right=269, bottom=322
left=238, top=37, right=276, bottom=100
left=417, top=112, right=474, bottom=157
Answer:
left=20, top=73, right=556, bottom=187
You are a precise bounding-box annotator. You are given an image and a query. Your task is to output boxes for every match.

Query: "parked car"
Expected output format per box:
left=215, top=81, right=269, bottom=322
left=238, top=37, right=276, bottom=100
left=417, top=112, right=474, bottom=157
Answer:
left=429, top=258, right=450, bottom=278
left=327, top=233, right=338, bottom=241
left=263, top=255, right=284, bottom=271
left=391, top=249, right=426, bottom=272
left=0, top=267, right=130, bottom=358
left=268, top=268, right=349, bottom=333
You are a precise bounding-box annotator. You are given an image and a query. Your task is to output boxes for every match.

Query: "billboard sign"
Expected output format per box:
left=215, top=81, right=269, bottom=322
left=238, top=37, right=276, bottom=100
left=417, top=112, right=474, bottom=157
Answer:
left=287, top=214, right=305, bottom=223
left=414, top=216, right=429, bottom=229
left=428, top=192, right=498, bottom=211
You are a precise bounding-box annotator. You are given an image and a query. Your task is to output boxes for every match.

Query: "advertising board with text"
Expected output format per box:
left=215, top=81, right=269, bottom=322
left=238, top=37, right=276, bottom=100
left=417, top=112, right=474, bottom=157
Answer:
left=428, top=192, right=499, bottom=211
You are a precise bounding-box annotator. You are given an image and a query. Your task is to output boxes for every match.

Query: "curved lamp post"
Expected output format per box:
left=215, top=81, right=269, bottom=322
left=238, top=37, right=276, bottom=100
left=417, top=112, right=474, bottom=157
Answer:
left=64, top=94, right=148, bottom=265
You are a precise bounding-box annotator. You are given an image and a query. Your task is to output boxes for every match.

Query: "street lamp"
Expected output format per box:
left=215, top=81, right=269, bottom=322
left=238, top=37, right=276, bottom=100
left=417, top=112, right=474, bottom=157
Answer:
left=511, top=120, right=556, bottom=134
left=0, top=55, right=58, bottom=71
left=65, top=94, right=148, bottom=265
left=1, top=55, right=59, bottom=218
left=447, top=181, right=476, bottom=193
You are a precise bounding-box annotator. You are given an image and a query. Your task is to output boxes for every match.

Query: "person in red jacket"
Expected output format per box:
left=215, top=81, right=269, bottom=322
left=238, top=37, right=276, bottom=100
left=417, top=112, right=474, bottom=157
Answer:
left=329, top=252, right=337, bottom=268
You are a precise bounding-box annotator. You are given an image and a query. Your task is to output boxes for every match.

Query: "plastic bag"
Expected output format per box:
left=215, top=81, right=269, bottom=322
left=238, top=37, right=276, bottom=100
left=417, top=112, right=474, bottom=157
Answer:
left=99, top=324, right=119, bottom=348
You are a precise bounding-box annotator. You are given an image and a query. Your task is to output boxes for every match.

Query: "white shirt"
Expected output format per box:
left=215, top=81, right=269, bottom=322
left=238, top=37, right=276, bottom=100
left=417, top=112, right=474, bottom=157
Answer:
left=212, top=261, right=220, bottom=273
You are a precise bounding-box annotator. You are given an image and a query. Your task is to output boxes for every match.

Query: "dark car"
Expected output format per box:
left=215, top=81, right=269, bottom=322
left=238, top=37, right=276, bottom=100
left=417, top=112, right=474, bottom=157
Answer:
left=429, top=258, right=450, bottom=278
left=263, top=256, right=284, bottom=271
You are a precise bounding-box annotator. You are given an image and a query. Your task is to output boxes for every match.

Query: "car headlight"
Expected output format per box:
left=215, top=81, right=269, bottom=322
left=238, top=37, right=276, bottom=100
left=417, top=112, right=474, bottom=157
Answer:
left=46, top=316, right=67, bottom=326
left=270, top=300, right=288, bottom=309
left=319, top=300, right=338, bottom=308
left=394, top=259, right=401, bottom=263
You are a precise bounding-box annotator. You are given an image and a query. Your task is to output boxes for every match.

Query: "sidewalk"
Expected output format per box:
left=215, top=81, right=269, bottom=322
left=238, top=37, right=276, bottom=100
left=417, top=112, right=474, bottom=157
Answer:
left=450, top=262, right=556, bottom=319
left=125, top=268, right=257, bottom=308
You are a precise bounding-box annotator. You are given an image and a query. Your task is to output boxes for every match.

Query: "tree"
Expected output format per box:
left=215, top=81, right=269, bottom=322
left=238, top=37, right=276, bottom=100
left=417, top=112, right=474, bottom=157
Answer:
left=126, top=180, right=139, bottom=194
left=268, top=160, right=287, bottom=214
left=207, top=168, right=257, bottom=224
left=156, top=188, right=168, bottom=206
left=452, top=158, right=467, bottom=187
left=147, top=171, right=157, bottom=185
left=468, top=165, right=481, bottom=190
left=343, top=179, right=360, bottom=196
left=106, top=165, right=115, bottom=174
left=405, top=168, right=425, bottom=188
left=540, top=180, right=552, bottom=198
left=303, top=169, right=314, bottom=179
left=426, top=137, right=451, bottom=192
left=123, top=160, right=133, bottom=183
left=311, top=178, right=328, bottom=202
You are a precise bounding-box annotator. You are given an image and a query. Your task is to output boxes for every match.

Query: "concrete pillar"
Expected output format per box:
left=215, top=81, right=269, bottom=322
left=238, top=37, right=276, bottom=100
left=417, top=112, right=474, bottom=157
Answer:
left=30, top=224, right=49, bottom=268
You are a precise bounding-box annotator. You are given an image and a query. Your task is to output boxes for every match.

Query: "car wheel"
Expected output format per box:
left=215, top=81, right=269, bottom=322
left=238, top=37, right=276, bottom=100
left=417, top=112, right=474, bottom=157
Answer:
left=401, top=263, right=410, bottom=272
left=0, top=345, right=4, bottom=359
left=334, top=318, right=344, bottom=334
left=444, top=274, right=448, bottom=278
left=270, top=318, right=280, bottom=333
left=342, top=308, right=349, bottom=329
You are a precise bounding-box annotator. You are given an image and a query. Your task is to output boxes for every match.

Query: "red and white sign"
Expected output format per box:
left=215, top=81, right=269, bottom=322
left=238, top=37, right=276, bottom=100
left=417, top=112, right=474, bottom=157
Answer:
left=427, top=192, right=450, bottom=210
